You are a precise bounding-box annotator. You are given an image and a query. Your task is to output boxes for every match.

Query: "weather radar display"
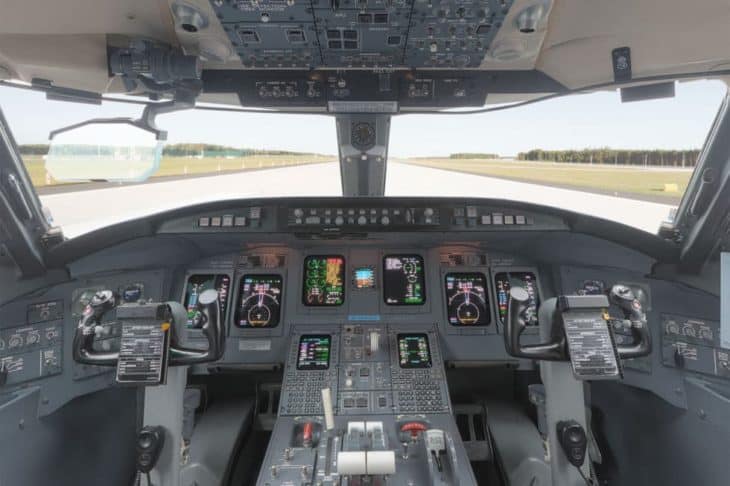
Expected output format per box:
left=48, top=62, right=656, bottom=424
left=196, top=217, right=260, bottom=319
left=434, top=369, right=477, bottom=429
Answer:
left=445, top=273, right=490, bottom=326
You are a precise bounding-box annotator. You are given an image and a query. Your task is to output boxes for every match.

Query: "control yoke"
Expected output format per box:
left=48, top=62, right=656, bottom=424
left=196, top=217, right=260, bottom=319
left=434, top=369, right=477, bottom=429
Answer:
left=504, top=284, right=651, bottom=361
left=72, top=289, right=225, bottom=367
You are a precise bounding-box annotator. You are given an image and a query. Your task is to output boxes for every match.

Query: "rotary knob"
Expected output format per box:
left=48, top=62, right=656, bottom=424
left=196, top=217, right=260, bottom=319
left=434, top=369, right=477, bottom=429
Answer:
left=335, top=216, right=344, bottom=226
left=381, top=216, right=390, bottom=225
left=357, top=215, right=368, bottom=225
left=293, top=208, right=304, bottom=218
left=424, top=208, right=434, bottom=217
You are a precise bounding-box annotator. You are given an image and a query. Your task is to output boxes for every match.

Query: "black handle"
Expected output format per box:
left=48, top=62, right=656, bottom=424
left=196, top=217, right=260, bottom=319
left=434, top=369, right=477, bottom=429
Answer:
left=608, top=285, right=652, bottom=359
left=168, top=289, right=225, bottom=365
left=503, top=286, right=566, bottom=361
left=72, top=290, right=120, bottom=365
left=72, top=289, right=225, bottom=368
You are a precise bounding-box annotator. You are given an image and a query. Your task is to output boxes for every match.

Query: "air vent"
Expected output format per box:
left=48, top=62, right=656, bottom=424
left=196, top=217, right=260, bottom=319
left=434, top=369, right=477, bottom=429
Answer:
left=329, top=40, right=342, bottom=49
left=358, top=13, right=372, bottom=23
left=238, top=29, right=260, bottom=43
left=387, top=35, right=401, bottom=46
left=373, top=13, right=388, bottom=23
left=327, top=29, right=341, bottom=39
left=343, top=30, right=358, bottom=40
left=286, top=29, right=306, bottom=43
left=344, top=40, right=358, bottom=49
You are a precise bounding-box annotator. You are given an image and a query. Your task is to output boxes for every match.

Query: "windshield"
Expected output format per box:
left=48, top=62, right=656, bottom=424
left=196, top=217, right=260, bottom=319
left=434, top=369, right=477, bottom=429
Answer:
left=0, top=80, right=725, bottom=237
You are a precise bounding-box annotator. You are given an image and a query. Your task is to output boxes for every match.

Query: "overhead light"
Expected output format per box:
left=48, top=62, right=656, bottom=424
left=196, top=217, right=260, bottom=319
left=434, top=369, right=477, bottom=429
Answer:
left=515, top=3, right=546, bottom=34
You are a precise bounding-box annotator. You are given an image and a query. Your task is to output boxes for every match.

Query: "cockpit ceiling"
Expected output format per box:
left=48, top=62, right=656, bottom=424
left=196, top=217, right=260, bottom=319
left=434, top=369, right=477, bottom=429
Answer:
left=0, top=0, right=729, bottom=100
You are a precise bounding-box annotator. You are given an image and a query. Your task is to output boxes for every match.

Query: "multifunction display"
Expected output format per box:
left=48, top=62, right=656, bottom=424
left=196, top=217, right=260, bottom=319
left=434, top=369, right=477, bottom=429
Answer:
left=495, top=271, right=540, bottom=325
left=397, top=333, right=432, bottom=368
left=303, top=256, right=345, bottom=306
left=235, top=275, right=283, bottom=328
left=383, top=255, right=426, bottom=305
left=184, top=274, right=230, bottom=328
left=297, top=335, right=332, bottom=370
left=445, top=273, right=490, bottom=326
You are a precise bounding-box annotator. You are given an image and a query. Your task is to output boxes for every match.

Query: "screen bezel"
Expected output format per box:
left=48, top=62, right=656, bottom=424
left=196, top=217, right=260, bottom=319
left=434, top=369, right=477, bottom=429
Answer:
left=397, top=333, right=432, bottom=368
left=444, top=272, right=491, bottom=327
left=302, top=255, right=346, bottom=307
left=183, top=273, right=231, bottom=329
left=493, top=270, right=541, bottom=325
left=234, top=274, right=284, bottom=328
left=382, top=254, right=427, bottom=306
left=296, top=334, right=332, bottom=370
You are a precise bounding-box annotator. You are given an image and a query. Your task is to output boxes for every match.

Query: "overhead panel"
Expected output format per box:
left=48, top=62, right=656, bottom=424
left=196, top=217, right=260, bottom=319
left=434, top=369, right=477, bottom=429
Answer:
left=209, top=0, right=515, bottom=69
left=405, top=0, right=513, bottom=68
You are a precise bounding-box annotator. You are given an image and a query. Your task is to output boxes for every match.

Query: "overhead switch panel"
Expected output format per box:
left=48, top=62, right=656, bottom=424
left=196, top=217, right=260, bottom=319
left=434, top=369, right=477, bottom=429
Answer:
left=210, top=0, right=515, bottom=68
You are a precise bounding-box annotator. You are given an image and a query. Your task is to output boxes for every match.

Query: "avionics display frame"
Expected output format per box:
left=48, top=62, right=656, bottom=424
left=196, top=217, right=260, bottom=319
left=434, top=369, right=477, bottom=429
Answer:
left=491, top=267, right=542, bottom=327
left=234, top=274, right=284, bottom=328
left=296, top=334, right=332, bottom=370
left=397, top=333, right=432, bottom=368
left=444, top=272, right=491, bottom=327
left=302, top=255, right=346, bottom=307
left=383, top=254, right=427, bottom=306
left=182, top=273, right=232, bottom=329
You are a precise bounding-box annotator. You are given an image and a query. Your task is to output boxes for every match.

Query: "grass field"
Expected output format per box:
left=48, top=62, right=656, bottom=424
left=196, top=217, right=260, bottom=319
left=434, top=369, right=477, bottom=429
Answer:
left=400, top=158, right=692, bottom=200
left=22, top=154, right=335, bottom=188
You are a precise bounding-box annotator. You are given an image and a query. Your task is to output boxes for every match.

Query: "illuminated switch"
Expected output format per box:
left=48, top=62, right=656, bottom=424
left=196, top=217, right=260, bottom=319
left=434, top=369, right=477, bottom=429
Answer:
left=504, top=215, right=514, bottom=225
left=466, top=206, right=478, bottom=218
left=222, top=215, right=234, bottom=227
left=198, top=217, right=210, bottom=227
left=515, top=215, right=526, bottom=225
left=210, top=216, right=222, bottom=227
left=234, top=216, right=247, bottom=226
left=481, top=215, right=491, bottom=225
left=492, top=213, right=503, bottom=225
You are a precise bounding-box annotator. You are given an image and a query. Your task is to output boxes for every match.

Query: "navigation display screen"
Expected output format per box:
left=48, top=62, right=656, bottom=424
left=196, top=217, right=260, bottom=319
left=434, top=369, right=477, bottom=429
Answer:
left=445, top=273, right=490, bottom=326
left=184, top=274, right=230, bottom=329
left=353, top=266, right=376, bottom=289
left=383, top=255, right=426, bottom=305
left=296, top=335, right=332, bottom=370
left=234, top=275, right=283, bottom=328
left=302, top=256, right=345, bottom=306
left=495, top=271, right=540, bottom=325
left=398, top=333, right=432, bottom=368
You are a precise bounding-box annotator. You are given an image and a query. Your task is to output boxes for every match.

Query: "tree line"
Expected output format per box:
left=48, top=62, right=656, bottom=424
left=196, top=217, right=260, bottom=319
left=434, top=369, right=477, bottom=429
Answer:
left=450, top=152, right=500, bottom=159
left=516, top=148, right=701, bottom=167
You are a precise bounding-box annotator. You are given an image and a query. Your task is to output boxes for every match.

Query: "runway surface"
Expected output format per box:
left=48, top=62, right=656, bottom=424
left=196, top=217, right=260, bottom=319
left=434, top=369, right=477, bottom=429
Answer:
left=39, top=162, right=675, bottom=237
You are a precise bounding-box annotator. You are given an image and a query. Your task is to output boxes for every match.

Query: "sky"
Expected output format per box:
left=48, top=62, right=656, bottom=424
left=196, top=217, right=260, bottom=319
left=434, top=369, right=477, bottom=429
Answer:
left=0, top=79, right=725, bottom=158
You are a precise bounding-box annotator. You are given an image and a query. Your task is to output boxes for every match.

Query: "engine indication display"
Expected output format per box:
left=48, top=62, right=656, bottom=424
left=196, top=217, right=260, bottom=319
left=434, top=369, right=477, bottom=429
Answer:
left=495, top=271, right=539, bottom=325
left=445, top=273, right=490, bottom=326
left=303, top=256, right=345, bottom=306
left=383, top=255, right=426, bottom=305
left=398, top=333, right=432, bottom=368
left=297, top=335, right=332, bottom=370
left=235, top=275, right=283, bottom=328
left=184, top=274, right=230, bottom=328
